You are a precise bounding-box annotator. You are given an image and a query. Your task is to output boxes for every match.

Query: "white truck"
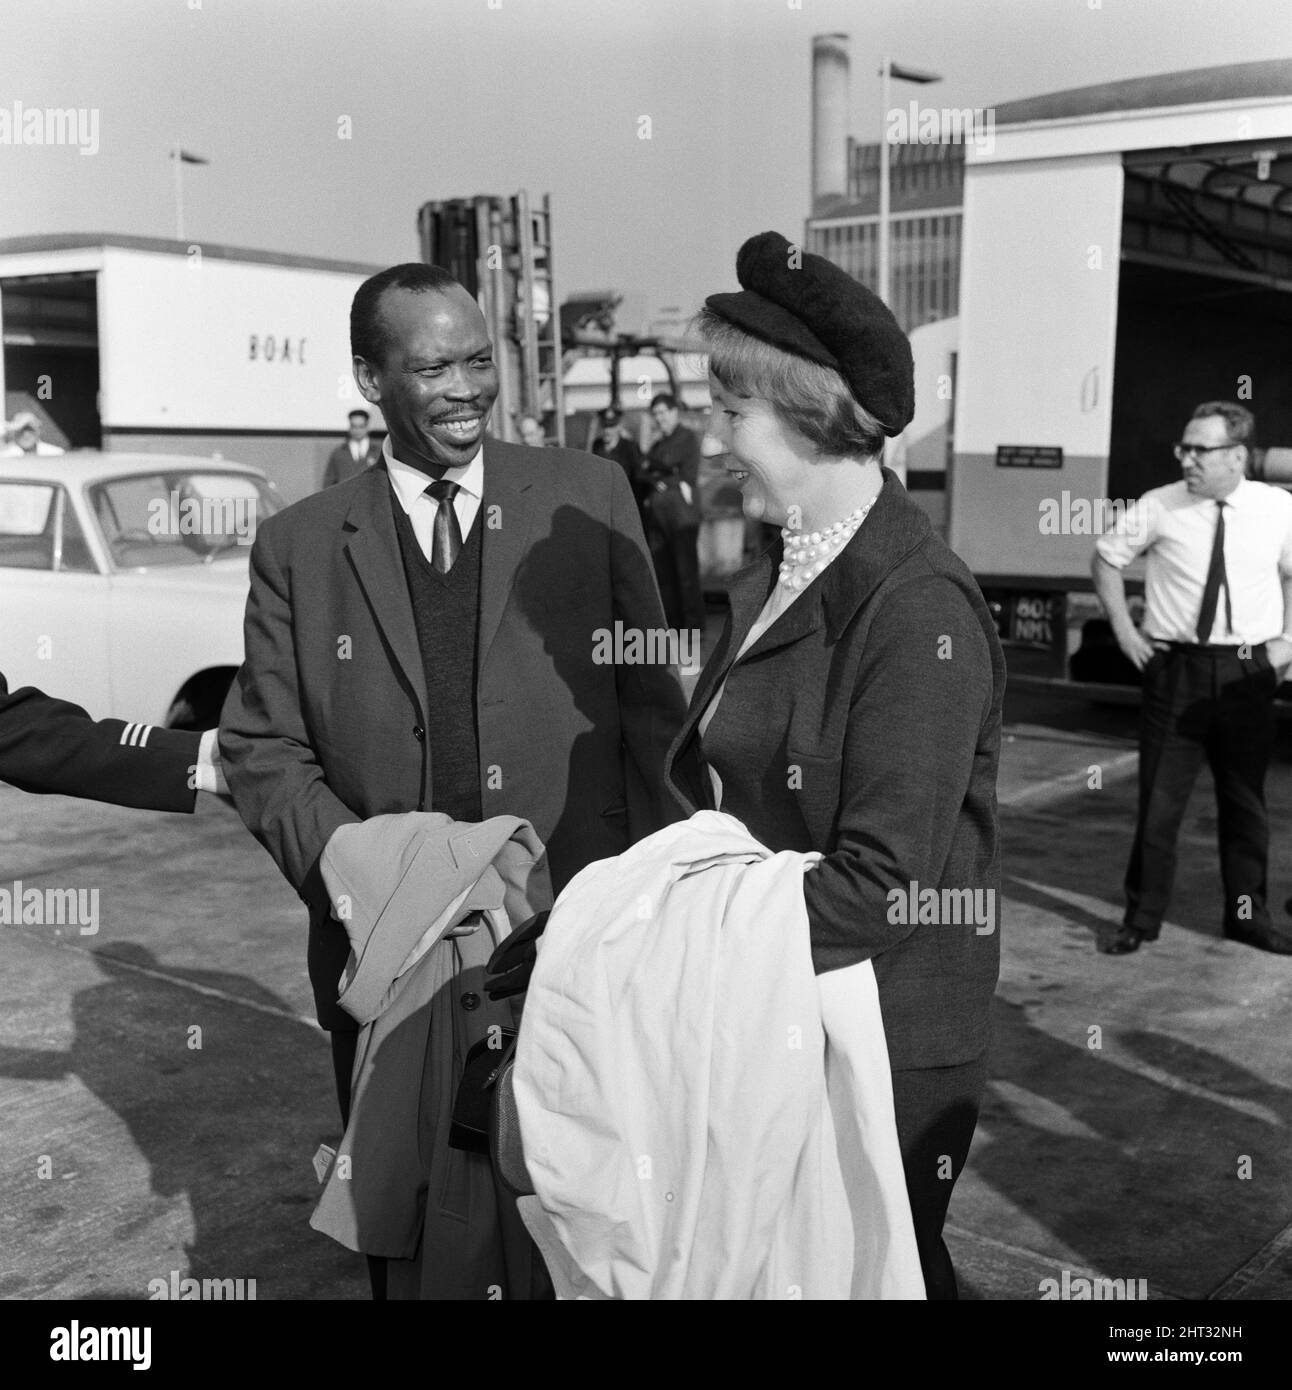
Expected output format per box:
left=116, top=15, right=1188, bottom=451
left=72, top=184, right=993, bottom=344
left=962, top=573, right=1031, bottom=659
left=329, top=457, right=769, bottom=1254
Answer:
left=0, top=234, right=381, bottom=504
left=899, top=62, right=1292, bottom=689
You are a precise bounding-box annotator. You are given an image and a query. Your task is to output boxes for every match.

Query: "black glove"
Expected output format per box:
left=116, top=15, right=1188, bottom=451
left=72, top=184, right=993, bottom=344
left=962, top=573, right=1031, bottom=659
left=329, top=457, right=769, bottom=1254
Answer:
left=484, top=910, right=549, bottom=1001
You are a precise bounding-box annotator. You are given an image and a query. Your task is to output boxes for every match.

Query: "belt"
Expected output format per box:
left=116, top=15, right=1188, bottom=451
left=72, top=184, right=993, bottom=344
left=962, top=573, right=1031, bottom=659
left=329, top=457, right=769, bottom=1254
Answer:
left=1162, top=640, right=1260, bottom=655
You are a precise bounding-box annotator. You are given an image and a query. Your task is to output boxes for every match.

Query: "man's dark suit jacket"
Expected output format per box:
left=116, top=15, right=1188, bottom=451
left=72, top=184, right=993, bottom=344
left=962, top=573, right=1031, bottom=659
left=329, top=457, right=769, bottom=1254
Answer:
left=0, top=673, right=200, bottom=811
left=646, top=425, right=701, bottom=491
left=668, top=468, right=1005, bottom=1071
left=221, top=438, right=687, bottom=1030
left=322, top=438, right=381, bottom=490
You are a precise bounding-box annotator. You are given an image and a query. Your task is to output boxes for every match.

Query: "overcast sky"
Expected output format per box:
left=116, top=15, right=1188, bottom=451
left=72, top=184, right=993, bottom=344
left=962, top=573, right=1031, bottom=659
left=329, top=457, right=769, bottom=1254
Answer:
left=1, top=0, right=1289, bottom=330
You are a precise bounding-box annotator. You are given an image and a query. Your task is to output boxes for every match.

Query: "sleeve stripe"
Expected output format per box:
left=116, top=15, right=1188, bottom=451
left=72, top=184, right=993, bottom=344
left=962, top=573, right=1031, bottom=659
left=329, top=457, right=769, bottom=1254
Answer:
left=119, top=722, right=136, bottom=746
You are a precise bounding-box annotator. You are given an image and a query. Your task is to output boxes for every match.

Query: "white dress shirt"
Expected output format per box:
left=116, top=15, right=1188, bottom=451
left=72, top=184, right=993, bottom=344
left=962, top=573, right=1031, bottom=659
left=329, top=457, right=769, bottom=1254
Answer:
left=1095, top=478, right=1292, bottom=645
left=350, top=437, right=369, bottom=463
left=383, top=436, right=484, bottom=565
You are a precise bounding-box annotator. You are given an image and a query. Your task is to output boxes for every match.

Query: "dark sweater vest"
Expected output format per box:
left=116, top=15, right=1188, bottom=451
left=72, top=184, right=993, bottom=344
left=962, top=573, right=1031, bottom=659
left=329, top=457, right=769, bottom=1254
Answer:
left=390, top=489, right=483, bottom=823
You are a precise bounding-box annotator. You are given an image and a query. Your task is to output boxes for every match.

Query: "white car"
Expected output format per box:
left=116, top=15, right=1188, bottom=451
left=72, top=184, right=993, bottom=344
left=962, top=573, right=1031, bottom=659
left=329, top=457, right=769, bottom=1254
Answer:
left=0, top=453, right=282, bottom=729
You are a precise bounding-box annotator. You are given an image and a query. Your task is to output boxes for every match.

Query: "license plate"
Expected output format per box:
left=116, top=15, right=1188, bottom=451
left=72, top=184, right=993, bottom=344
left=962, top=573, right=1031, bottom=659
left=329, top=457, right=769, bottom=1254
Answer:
left=1007, top=594, right=1056, bottom=647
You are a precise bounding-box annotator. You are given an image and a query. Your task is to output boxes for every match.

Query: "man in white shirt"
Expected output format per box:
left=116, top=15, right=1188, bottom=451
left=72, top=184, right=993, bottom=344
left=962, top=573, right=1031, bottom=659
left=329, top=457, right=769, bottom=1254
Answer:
left=1092, top=401, right=1292, bottom=956
left=321, top=408, right=380, bottom=488
left=1, top=411, right=65, bottom=456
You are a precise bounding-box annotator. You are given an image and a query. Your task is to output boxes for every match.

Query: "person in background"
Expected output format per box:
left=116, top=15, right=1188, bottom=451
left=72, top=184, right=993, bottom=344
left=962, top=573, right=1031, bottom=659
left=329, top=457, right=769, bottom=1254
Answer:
left=518, top=414, right=547, bottom=447
left=1, top=671, right=225, bottom=808
left=323, top=409, right=381, bottom=489
left=644, top=392, right=704, bottom=636
left=1092, top=400, right=1292, bottom=956
left=2, top=411, right=65, bottom=457
left=593, top=407, right=648, bottom=515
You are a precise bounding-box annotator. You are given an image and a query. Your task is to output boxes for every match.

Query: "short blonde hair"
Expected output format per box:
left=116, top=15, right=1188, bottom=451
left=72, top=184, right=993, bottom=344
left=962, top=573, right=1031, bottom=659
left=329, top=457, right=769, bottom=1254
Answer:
left=694, top=307, right=887, bottom=460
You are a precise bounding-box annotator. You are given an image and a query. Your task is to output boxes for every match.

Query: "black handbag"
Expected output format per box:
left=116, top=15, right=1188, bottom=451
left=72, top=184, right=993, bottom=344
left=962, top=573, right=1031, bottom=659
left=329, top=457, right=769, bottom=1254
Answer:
left=448, top=1027, right=517, bottom=1154
left=449, top=910, right=548, bottom=1176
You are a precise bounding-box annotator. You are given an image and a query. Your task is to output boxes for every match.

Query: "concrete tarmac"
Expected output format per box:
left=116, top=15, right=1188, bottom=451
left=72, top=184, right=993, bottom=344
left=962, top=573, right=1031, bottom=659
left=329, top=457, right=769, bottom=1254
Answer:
left=1, top=683, right=1289, bottom=1301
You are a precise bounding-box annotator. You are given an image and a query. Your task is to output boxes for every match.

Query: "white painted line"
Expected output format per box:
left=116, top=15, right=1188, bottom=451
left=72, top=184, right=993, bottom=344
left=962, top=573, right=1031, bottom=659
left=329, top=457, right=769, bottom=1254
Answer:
left=1208, top=1218, right=1292, bottom=1299
left=999, top=750, right=1138, bottom=807
left=2, top=928, right=323, bottom=1033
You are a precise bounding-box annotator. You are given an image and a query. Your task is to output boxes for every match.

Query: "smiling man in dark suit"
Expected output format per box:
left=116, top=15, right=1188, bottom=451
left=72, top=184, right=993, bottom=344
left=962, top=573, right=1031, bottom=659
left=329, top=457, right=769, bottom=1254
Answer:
left=219, top=263, right=685, bottom=1293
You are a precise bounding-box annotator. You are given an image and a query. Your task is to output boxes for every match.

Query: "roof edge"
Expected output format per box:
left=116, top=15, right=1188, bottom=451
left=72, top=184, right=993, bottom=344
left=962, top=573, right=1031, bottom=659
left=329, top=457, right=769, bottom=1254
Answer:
left=0, top=232, right=384, bottom=276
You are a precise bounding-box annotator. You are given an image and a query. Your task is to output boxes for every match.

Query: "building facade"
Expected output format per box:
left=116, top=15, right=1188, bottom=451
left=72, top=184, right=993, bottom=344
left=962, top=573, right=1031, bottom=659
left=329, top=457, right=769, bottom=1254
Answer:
left=806, top=140, right=965, bottom=335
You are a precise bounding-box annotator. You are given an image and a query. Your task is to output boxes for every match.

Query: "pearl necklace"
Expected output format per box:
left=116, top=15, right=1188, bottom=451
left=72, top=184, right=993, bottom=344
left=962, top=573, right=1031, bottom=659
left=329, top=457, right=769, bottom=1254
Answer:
left=778, top=496, right=877, bottom=591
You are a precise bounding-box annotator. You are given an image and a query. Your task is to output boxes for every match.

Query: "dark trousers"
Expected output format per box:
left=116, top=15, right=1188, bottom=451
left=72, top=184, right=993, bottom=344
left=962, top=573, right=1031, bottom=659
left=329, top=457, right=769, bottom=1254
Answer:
left=890, top=1055, right=987, bottom=1301
left=647, top=509, right=704, bottom=635
left=330, top=1029, right=388, bottom=1300
left=1125, top=644, right=1276, bottom=936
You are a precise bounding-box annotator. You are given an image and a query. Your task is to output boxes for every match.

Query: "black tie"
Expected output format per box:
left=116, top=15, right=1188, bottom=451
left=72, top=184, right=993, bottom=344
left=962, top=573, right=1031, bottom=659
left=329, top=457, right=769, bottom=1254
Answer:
left=426, top=480, right=462, bottom=574
left=1195, top=499, right=1232, bottom=644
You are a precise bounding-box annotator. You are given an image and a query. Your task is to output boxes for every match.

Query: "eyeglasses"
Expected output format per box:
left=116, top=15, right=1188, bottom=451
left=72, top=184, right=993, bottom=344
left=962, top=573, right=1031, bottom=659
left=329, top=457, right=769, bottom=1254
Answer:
left=1173, top=442, right=1234, bottom=461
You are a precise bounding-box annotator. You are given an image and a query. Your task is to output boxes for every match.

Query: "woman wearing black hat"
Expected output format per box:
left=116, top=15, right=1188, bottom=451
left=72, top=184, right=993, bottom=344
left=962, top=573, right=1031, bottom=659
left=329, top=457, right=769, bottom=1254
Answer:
left=666, top=232, right=1006, bottom=1299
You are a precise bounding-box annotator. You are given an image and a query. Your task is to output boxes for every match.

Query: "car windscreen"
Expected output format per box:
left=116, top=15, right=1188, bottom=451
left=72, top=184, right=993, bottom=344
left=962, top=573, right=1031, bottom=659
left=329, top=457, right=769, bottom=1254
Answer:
left=89, top=471, right=282, bottom=568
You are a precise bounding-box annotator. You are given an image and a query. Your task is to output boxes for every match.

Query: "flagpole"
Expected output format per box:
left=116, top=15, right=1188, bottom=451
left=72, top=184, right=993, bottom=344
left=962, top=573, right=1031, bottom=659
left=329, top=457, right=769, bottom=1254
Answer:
left=879, top=56, right=891, bottom=307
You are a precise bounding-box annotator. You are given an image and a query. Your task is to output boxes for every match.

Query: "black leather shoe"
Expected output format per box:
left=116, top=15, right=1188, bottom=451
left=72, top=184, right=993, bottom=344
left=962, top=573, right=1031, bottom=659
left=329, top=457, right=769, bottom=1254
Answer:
left=1097, top=925, right=1143, bottom=955
left=1225, top=925, right=1292, bottom=955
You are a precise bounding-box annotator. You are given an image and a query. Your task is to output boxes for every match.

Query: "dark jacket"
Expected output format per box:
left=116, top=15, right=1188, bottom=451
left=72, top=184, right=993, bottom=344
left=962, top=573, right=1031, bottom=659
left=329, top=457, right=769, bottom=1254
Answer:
left=0, top=672, right=200, bottom=812
left=594, top=434, right=648, bottom=508
left=645, top=426, right=703, bottom=531
left=221, top=440, right=687, bottom=1031
left=322, top=438, right=381, bottom=489
left=668, top=468, right=1004, bottom=1070
left=646, top=425, right=701, bottom=492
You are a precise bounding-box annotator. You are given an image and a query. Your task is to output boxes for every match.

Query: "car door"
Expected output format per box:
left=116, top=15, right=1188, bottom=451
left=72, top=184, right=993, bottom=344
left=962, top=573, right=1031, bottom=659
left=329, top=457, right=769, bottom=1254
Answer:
left=0, top=479, right=112, bottom=716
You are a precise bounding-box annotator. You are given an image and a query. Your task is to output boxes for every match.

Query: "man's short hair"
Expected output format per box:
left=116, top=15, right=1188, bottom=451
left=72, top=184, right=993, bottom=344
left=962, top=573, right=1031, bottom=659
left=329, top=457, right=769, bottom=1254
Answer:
left=347, top=409, right=370, bottom=424
left=1192, top=400, right=1255, bottom=450
left=351, top=263, right=465, bottom=365
left=694, top=306, right=887, bottom=460
left=650, top=393, right=678, bottom=413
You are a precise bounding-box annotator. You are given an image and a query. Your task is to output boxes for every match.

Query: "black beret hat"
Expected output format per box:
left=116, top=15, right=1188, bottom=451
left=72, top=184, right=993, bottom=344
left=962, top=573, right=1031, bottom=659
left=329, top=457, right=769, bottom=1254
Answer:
left=704, top=230, right=914, bottom=436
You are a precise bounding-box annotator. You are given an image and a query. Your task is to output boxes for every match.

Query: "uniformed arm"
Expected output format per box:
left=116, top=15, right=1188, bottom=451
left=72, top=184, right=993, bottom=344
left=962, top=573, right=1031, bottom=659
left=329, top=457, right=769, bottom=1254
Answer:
left=219, top=522, right=361, bottom=899
left=606, top=461, right=688, bottom=834
left=803, top=575, right=995, bottom=972
left=0, top=671, right=202, bottom=812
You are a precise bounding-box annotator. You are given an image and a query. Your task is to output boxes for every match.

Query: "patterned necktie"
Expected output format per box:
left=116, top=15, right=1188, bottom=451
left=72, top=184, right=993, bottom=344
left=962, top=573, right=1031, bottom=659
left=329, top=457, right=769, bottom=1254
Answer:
left=1195, top=499, right=1232, bottom=644
left=426, top=479, right=462, bottom=574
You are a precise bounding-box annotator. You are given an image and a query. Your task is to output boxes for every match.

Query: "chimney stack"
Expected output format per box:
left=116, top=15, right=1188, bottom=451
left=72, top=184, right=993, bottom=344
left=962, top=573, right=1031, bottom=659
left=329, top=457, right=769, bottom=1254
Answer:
left=812, top=33, right=850, bottom=211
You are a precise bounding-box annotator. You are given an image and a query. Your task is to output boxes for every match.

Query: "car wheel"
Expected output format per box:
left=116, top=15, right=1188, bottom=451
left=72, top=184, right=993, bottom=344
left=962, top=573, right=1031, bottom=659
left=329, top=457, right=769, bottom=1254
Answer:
left=165, top=670, right=235, bottom=730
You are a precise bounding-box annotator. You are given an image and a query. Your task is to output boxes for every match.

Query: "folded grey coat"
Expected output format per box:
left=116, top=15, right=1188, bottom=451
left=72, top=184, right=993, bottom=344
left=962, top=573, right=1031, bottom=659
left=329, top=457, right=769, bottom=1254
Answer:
left=310, top=811, right=552, bottom=1300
